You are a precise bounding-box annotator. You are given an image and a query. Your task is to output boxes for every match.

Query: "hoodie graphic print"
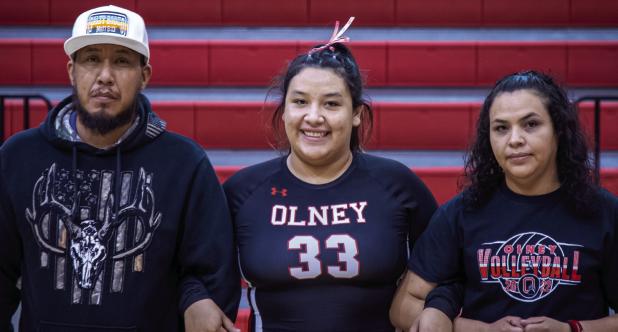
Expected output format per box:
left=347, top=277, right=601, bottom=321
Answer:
left=27, top=163, right=161, bottom=304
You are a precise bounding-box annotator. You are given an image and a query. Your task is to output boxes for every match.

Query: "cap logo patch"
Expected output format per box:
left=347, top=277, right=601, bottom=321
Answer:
left=86, top=11, right=128, bottom=36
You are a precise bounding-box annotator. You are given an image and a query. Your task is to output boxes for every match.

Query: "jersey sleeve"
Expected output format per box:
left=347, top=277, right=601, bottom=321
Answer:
left=177, top=155, right=240, bottom=320
left=364, top=155, right=438, bottom=254
left=0, top=150, right=21, bottom=329
left=424, top=281, right=464, bottom=321
left=222, top=168, right=247, bottom=221
left=405, top=170, right=438, bottom=251
left=223, top=158, right=279, bottom=222
left=408, top=202, right=463, bottom=284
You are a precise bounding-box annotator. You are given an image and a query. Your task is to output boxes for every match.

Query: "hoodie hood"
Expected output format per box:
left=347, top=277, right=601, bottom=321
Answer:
left=40, top=93, right=166, bottom=155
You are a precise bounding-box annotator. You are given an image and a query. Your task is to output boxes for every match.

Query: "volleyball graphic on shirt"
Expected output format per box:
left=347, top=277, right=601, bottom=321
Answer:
left=476, top=232, right=582, bottom=302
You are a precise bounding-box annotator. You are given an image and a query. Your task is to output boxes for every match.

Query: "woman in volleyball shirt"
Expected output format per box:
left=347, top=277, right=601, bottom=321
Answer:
left=224, top=20, right=437, bottom=332
left=390, top=71, right=618, bottom=332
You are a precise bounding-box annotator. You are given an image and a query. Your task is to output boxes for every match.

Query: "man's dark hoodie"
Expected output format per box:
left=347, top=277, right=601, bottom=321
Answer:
left=0, top=95, right=240, bottom=331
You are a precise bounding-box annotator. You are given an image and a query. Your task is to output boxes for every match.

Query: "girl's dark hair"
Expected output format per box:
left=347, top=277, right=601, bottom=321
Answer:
left=269, top=42, right=373, bottom=151
left=463, top=70, right=597, bottom=216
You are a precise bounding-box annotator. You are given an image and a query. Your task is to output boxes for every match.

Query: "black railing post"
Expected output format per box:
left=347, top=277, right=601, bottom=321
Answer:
left=41, top=97, right=53, bottom=111
left=0, top=96, right=4, bottom=145
left=575, top=96, right=618, bottom=185
left=23, top=97, right=31, bottom=130
left=0, top=94, right=53, bottom=146
left=593, top=99, right=601, bottom=185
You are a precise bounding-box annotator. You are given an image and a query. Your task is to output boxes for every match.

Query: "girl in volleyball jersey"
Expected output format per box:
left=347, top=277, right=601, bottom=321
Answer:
left=224, top=20, right=437, bottom=332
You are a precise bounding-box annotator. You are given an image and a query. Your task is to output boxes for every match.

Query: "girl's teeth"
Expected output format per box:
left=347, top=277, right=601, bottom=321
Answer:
left=304, top=131, right=324, bottom=137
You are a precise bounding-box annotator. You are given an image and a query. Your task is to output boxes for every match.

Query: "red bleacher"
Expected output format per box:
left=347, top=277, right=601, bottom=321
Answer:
left=1, top=0, right=617, bottom=26
left=2, top=39, right=618, bottom=87
left=3, top=99, right=618, bottom=204
left=3, top=100, right=617, bottom=151
left=5, top=97, right=617, bottom=205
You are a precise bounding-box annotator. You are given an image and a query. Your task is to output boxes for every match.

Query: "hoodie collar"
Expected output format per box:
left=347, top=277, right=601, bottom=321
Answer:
left=41, top=93, right=166, bottom=154
left=54, top=102, right=142, bottom=150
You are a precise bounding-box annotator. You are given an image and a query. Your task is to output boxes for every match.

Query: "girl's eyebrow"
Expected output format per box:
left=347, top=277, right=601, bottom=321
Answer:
left=491, top=112, right=540, bottom=124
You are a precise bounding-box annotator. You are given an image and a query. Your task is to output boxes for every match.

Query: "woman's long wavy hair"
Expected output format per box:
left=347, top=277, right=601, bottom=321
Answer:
left=269, top=42, right=373, bottom=152
left=463, top=70, right=598, bottom=216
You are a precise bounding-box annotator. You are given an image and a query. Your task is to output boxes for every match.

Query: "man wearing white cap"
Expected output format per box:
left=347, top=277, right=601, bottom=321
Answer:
left=0, top=5, right=240, bottom=332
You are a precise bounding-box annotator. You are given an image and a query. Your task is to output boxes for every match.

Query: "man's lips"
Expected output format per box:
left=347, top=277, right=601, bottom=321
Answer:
left=90, top=91, right=119, bottom=101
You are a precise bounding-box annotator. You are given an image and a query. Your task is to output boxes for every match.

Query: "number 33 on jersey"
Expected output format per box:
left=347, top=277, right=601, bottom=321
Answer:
left=272, top=203, right=365, bottom=280
left=288, top=234, right=359, bottom=279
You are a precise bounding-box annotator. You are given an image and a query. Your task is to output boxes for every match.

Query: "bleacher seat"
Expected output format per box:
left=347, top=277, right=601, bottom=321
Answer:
left=2, top=39, right=618, bottom=87
left=4, top=100, right=617, bottom=150
left=2, top=0, right=617, bottom=26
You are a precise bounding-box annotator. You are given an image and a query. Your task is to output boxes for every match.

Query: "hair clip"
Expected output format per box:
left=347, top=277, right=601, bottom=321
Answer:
left=308, top=17, right=355, bottom=54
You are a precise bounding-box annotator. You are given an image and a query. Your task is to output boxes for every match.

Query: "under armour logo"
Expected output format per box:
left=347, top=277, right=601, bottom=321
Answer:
left=271, top=187, right=288, bottom=197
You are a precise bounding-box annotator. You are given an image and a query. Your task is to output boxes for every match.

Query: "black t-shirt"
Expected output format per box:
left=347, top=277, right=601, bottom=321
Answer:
left=410, top=184, right=618, bottom=322
left=224, top=153, right=437, bottom=332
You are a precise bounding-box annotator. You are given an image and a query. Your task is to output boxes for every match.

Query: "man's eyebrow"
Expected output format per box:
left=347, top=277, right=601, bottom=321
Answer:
left=114, top=49, right=131, bottom=55
left=81, top=46, right=102, bottom=53
left=324, top=92, right=343, bottom=98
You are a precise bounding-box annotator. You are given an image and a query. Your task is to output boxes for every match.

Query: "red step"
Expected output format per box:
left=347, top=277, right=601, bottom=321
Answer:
left=3, top=100, right=617, bottom=150
left=1, top=0, right=616, bottom=26
left=4, top=100, right=618, bottom=150
left=2, top=39, right=618, bottom=87
left=2, top=99, right=616, bottom=202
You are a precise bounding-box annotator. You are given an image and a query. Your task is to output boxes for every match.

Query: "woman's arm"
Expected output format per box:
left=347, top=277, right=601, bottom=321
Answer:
left=454, top=314, right=618, bottom=332
left=517, top=314, right=618, bottom=332
left=410, top=308, right=453, bottom=332
left=390, top=271, right=436, bottom=330
left=580, top=314, right=618, bottom=332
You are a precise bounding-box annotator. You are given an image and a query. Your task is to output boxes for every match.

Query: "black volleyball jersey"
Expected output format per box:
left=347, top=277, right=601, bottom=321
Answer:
left=224, top=153, right=437, bottom=332
left=409, top=185, right=618, bottom=323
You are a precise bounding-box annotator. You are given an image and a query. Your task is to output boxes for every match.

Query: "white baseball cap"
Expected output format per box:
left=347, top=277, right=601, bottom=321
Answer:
left=64, top=5, right=149, bottom=62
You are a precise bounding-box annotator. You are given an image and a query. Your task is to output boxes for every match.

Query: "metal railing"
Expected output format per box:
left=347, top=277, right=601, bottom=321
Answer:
left=0, top=94, right=53, bottom=145
left=574, top=96, right=618, bottom=185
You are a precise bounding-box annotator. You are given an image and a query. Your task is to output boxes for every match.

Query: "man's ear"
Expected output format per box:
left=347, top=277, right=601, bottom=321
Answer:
left=67, top=59, right=75, bottom=86
left=141, top=64, right=152, bottom=90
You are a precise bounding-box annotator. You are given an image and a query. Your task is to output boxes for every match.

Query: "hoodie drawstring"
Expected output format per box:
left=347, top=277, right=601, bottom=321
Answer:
left=70, top=144, right=122, bottom=226
left=71, top=143, right=78, bottom=225
left=114, top=147, right=122, bottom=220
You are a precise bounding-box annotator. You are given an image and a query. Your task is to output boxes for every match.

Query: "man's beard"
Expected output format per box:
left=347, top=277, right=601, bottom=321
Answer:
left=73, top=90, right=137, bottom=136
